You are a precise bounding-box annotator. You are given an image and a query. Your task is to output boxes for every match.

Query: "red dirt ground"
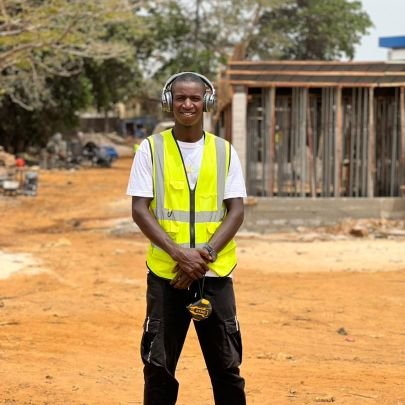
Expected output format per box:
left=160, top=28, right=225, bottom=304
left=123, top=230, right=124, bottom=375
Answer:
left=0, top=158, right=404, bottom=404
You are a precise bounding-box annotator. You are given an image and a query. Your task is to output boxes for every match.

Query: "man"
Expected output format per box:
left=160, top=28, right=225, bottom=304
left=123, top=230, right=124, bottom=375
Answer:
left=127, top=72, right=247, bottom=405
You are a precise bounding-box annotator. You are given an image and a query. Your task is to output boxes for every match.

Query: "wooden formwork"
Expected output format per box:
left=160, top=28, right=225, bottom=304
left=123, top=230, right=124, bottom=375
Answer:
left=223, top=61, right=405, bottom=198
left=245, top=86, right=404, bottom=197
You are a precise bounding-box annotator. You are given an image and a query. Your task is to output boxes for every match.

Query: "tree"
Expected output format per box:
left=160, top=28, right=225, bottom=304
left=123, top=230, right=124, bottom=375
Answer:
left=145, top=0, right=286, bottom=80
left=0, top=0, right=154, bottom=151
left=0, top=0, right=146, bottom=109
left=248, top=0, right=372, bottom=60
left=0, top=74, right=92, bottom=151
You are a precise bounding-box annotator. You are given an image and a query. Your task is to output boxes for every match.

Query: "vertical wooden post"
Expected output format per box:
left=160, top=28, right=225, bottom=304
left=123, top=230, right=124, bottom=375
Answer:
left=349, top=89, right=355, bottom=197
left=266, top=87, right=276, bottom=197
left=282, top=97, right=290, bottom=197
left=291, top=89, right=297, bottom=196
left=361, top=88, right=368, bottom=196
left=300, top=88, right=307, bottom=197
left=334, top=87, right=343, bottom=197
left=325, top=88, right=332, bottom=196
left=399, top=87, right=405, bottom=195
left=307, top=96, right=316, bottom=197
left=367, top=87, right=375, bottom=197
left=390, top=88, right=399, bottom=196
left=354, top=88, right=362, bottom=197
left=320, top=88, right=326, bottom=196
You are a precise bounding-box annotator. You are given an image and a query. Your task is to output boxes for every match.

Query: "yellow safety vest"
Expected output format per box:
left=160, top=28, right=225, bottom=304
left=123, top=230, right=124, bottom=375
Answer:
left=146, top=129, right=237, bottom=279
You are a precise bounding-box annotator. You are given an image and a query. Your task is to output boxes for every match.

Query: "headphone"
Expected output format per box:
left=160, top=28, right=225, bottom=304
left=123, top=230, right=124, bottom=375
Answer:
left=161, top=72, right=216, bottom=113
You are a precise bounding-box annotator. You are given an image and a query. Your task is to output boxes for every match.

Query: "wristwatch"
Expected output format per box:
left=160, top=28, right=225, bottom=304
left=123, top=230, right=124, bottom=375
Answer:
left=203, top=243, right=218, bottom=262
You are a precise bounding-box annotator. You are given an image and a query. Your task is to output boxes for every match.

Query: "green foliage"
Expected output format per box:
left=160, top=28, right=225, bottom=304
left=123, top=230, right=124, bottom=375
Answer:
left=0, top=0, right=144, bottom=109
left=0, top=0, right=149, bottom=150
left=0, top=73, right=93, bottom=151
left=249, top=0, right=372, bottom=60
left=0, top=0, right=373, bottom=151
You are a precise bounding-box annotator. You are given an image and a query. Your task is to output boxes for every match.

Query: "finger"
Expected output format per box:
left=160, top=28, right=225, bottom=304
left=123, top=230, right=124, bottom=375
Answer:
left=173, top=274, right=192, bottom=289
left=185, top=270, right=200, bottom=280
left=170, top=272, right=181, bottom=286
left=197, top=248, right=212, bottom=262
left=177, top=264, right=205, bottom=280
left=199, top=261, right=209, bottom=274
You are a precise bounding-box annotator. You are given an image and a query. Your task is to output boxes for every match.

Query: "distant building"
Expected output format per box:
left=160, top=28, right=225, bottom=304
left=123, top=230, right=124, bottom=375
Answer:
left=379, top=36, right=405, bottom=61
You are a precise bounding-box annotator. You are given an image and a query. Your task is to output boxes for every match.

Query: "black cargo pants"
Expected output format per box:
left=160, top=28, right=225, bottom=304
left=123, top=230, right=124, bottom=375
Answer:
left=141, top=271, right=246, bottom=405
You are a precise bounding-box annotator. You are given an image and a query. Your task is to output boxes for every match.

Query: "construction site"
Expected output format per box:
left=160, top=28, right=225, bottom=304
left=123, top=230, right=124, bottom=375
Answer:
left=0, top=154, right=405, bottom=404
left=1, top=13, right=405, bottom=403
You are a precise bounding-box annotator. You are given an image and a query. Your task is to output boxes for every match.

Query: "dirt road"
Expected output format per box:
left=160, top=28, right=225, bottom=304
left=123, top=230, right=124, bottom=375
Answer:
left=0, top=158, right=404, bottom=404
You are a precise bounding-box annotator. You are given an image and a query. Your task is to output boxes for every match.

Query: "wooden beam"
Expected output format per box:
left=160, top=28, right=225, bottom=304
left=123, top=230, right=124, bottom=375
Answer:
left=300, top=88, right=307, bottom=197
left=334, top=87, right=343, bottom=197
left=390, top=89, right=399, bottom=196
left=307, top=97, right=316, bottom=197
left=228, top=60, right=391, bottom=66
left=227, top=69, right=405, bottom=77
left=361, top=89, right=369, bottom=196
left=226, top=80, right=385, bottom=88
left=400, top=87, right=405, bottom=193
left=266, top=87, right=276, bottom=197
left=367, top=87, right=375, bottom=197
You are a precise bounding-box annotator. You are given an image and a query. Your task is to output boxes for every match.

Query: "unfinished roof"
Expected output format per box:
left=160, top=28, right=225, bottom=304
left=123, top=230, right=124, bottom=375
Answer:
left=226, top=61, right=405, bottom=87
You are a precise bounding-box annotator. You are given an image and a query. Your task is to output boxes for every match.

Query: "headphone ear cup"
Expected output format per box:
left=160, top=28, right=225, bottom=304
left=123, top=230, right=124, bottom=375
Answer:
left=203, top=93, right=216, bottom=112
left=161, top=91, right=172, bottom=112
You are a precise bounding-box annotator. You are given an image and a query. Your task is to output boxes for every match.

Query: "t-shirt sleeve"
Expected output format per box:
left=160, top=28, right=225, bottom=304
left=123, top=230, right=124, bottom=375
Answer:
left=224, top=145, right=247, bottom=199
left=126, top=139, right=154, bottom=197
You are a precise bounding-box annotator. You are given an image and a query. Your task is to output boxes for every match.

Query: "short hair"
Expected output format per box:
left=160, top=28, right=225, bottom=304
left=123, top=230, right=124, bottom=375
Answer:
left=171, top=73, right=206, bottom=94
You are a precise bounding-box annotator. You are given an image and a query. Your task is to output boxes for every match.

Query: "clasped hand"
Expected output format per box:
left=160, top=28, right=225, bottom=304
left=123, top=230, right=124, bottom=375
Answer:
left=170, top=247, right=212, bottom=289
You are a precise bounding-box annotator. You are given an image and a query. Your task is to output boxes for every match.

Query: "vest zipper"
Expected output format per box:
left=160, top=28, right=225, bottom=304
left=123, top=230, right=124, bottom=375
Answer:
left=190, top=189, right=195, bottom=248
left=171, top=130, right=204, bottom=249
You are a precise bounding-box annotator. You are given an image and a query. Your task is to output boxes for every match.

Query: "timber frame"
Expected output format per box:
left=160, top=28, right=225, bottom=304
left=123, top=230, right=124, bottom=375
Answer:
left=217, top=61, right=405, bottom=198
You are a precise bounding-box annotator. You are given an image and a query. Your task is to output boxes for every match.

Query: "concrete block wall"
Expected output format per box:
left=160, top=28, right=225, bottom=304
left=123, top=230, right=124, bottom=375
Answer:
left=241, top=197, right=405, bottom=233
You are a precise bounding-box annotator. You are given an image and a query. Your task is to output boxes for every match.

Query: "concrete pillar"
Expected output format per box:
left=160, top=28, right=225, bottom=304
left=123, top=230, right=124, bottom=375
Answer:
left=232, top=86, right=247, bottom=180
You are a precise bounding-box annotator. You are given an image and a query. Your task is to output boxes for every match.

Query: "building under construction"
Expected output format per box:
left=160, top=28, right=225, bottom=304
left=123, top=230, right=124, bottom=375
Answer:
left=217, top=61, right=405, bottom=199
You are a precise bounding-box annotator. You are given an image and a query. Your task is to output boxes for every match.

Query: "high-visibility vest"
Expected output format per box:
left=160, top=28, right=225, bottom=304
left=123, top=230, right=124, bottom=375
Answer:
left=146, top=129, right=237, bottom=279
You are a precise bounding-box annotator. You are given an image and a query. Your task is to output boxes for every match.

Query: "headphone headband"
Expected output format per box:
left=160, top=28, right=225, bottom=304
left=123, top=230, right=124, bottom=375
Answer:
left=161, top=71, right=216, bottom=113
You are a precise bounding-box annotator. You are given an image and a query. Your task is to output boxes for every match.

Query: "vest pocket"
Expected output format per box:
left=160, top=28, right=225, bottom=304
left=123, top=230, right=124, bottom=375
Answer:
left=168, top=180, right=186, bottom=209
left=198, top=193, right=217, bottom=211
left=165, top=221, right=179, bottom=239
left=170, top=180, right=185, bottom=190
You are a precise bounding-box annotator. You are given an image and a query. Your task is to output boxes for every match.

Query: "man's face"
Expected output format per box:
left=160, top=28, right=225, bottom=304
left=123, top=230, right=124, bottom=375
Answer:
left=171, top=81, right=205, bottom=127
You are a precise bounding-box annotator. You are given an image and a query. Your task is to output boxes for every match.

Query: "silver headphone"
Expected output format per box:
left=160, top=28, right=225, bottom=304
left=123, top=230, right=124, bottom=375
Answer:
left=161, top=72, right=216, bottom=113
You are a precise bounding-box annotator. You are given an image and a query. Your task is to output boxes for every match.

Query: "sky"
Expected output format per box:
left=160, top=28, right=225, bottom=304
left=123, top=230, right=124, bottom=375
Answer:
left=354, top=0, right=405, bottom=61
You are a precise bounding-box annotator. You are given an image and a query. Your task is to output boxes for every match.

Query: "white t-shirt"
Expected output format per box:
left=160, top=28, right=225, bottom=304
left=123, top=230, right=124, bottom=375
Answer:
left=126, top=134, right=247, bottom=277
left=127, top=136, right=247, bottom=198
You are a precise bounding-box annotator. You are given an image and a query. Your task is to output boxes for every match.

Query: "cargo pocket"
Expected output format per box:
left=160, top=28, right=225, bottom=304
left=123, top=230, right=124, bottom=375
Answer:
left=199, top=193, right=217, bottom=211
left=223, top=316, right=243, bottom=367
left=141, top=317, right=162, bottom=366
left=168, top=180, right=186, bottom=209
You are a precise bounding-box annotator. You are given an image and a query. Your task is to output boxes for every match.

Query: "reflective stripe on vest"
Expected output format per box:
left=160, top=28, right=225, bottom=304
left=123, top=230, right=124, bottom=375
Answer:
left=146, top=129, right=237, bottom=279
